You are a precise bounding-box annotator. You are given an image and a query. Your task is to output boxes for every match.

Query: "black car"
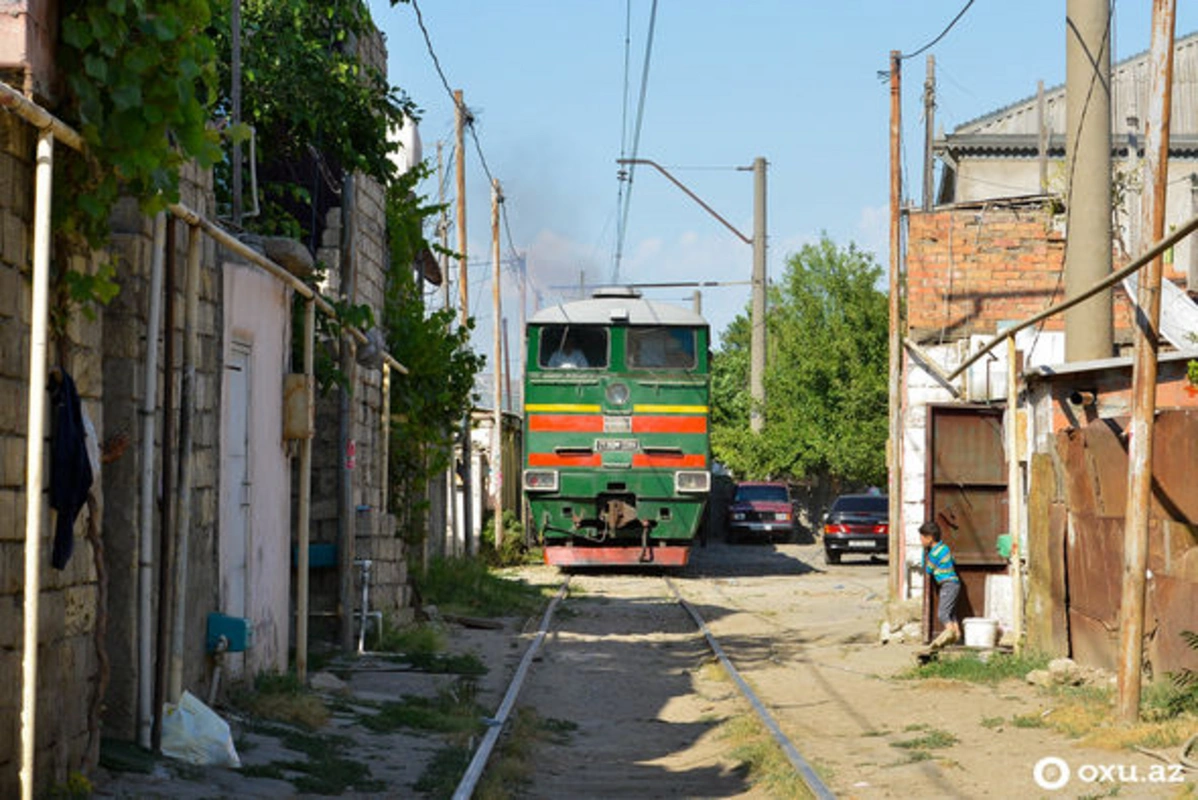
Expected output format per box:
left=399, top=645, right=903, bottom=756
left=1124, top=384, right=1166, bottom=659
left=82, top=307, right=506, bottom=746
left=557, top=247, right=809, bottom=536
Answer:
left=822, top=493, right=888, bottom=564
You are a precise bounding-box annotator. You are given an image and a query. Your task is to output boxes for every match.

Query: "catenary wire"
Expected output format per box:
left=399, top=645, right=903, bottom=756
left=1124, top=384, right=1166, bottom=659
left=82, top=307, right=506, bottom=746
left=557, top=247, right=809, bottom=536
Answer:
left=613, top=0, right=661, bottom=284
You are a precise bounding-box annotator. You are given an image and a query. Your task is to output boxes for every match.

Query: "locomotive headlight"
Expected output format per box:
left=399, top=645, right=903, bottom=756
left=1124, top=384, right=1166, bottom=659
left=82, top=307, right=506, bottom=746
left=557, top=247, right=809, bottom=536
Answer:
left=523, top=470, right=559, bottom=492
left=605, top=381, right=630, bottom=406
left=674, top=470, right=710, bottom=493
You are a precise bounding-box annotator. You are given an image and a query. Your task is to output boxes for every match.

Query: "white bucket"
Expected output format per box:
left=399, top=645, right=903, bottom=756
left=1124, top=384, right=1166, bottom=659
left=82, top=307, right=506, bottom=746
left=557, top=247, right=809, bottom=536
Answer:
left=962, top=617, right=999, bottom=648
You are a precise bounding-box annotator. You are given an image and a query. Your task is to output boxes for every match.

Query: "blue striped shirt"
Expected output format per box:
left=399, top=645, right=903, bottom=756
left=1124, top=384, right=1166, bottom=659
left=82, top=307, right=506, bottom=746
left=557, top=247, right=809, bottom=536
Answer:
left=924, top=541, right=958, bottom=584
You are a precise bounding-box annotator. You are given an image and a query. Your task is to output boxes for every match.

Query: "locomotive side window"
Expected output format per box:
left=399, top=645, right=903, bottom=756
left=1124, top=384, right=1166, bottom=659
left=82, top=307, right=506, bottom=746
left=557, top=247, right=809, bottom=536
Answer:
left=627, top=327, right=696, bottom=369
left=538, top=325, right=608, bottom=369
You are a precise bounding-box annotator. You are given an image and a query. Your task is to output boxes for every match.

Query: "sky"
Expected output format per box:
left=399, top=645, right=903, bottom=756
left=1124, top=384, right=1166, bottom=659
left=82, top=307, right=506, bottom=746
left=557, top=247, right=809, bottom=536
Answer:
left=366, top=1, right=1198, bottom=354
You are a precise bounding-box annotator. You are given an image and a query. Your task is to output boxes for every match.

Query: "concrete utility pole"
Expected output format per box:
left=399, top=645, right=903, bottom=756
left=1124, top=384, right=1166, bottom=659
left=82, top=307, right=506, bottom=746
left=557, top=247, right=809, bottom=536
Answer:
left=1119, top=0, right=1176, bottom=724
left=1064, top=0, right=1114, bottom=362
left=613, top=156, right=765, bottom=424
left=750, top=157, right=768, bottom=433
left=887, top=51, right=904, bottom=603
left=491, top=179, right=504, bottom=550
left=1037, top=80, right=1049, bottom=193
left=455, top=89, right=473, bottom=555
left=923, top=55, right=936, bottom=211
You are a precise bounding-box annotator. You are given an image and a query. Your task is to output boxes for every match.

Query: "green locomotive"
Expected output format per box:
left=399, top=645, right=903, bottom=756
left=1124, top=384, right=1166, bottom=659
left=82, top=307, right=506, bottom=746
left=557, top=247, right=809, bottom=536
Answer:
left=522, top=287, right=711, bottom=566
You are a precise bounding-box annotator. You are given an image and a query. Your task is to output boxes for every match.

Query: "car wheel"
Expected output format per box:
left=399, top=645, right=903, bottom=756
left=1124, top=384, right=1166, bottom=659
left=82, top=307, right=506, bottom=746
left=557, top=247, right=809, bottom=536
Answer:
left=825, top=549, right=841, bottom=565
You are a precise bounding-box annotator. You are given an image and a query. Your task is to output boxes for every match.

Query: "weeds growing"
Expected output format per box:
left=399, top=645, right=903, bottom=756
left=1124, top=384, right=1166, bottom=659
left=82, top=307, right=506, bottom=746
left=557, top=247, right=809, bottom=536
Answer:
left=416, top=556, right=549, bottom=618
left=360, top=679, right=486, bottom=735
left=902, top=650, right=1050, bottom=684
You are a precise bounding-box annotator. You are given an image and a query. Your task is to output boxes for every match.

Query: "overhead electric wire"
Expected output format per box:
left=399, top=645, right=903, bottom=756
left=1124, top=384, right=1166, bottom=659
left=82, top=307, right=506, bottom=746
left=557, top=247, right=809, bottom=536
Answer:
left=409, top=0, right=519, bottom=267
left=901, top=0, right=976, bottom=60
left=612, top=0, right=661, bottom=284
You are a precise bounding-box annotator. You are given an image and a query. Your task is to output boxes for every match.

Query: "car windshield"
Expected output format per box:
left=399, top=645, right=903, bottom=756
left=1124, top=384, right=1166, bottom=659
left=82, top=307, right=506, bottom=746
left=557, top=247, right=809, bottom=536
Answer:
left=832, top=495, right=888, bottom=513
left=735, top=485, right=788, bottom=503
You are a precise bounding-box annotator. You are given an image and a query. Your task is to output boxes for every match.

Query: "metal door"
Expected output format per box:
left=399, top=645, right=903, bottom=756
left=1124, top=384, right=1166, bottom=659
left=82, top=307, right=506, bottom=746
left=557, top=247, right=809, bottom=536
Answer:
left=925, top=404, right=1009, bottom=639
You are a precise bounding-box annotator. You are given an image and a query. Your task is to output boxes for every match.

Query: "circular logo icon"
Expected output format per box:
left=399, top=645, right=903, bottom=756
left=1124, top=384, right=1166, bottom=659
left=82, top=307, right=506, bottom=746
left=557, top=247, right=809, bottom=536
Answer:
left=1033, top=756, right=1071, bottom=791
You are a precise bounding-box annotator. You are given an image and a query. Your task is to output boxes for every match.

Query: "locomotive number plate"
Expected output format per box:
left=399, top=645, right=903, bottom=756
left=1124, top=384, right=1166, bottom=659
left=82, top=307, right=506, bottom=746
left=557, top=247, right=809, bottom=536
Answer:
left=595, top=438, right=639, bottom=452
left=603, top=416, right=632, bottom=433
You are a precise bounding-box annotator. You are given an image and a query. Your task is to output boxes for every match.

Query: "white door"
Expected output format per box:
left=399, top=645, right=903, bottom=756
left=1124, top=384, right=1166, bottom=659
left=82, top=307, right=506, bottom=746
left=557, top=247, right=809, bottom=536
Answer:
left=220, top=342, right=252, bottom=673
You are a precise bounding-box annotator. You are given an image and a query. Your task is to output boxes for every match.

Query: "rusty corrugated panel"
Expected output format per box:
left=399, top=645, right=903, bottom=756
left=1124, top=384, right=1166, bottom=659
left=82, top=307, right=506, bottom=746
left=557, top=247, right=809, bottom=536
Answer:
left=1066, top=514, right=1123, bottom=669
left=1081, top=417, right=1129, bottom=517
left=1147, top=574, right=1198, bottom=675
left=1150, top=411, right=1198, bottom=524
left=1056, top=428, right=1098, bottom=517
left=1050, top=501, right=1070, bottom=655
left=1069, top=612, right=1119, bottom=673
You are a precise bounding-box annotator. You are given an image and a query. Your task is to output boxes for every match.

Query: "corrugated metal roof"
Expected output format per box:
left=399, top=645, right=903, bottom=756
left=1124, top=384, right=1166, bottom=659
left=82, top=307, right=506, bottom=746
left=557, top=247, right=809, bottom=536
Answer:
left=952, top=30, right=1198, bottom=137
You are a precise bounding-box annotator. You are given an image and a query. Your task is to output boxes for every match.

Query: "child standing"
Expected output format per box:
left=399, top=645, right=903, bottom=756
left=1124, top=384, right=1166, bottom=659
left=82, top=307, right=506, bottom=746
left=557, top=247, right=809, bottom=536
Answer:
left=920, top=520, right=960, bottom=648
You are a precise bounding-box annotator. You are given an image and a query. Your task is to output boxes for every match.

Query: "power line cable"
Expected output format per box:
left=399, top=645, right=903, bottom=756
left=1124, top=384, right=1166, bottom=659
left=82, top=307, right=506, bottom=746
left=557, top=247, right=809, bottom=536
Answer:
left=901, top=0, right=976, bottom=60
left=613, top=0, right=661, bottom=284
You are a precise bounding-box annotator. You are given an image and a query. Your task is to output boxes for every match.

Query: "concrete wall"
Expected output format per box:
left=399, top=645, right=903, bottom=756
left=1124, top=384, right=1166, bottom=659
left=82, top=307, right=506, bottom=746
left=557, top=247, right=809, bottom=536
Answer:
left=0, top=113, right=103, bottom=795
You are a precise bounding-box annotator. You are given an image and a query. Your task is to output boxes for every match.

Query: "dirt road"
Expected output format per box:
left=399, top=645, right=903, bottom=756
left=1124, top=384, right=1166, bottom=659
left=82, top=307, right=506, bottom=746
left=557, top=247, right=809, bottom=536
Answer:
left=92, top=538, right=1194, bottom=798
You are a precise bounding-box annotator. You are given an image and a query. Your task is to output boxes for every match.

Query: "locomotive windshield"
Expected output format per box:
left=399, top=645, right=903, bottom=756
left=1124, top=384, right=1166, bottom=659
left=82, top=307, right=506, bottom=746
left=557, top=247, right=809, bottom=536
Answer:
left=538, top=325, right=608, bottom=369
left=627, top=327, right=696, bottom=369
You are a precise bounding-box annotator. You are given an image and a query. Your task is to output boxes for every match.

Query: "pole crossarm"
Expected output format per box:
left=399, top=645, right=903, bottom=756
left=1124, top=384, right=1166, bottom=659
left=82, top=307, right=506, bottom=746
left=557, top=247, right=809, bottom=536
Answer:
left=945, top=208, right=1198, bottom=382
left=617, top=158, right=752, bottom=245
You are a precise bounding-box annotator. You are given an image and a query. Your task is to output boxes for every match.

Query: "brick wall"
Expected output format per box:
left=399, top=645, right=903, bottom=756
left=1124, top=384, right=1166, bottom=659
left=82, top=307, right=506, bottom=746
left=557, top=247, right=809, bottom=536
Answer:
left=0, top=113, right=103, bottom=795
left=907, top=204, right=1151, bottom=346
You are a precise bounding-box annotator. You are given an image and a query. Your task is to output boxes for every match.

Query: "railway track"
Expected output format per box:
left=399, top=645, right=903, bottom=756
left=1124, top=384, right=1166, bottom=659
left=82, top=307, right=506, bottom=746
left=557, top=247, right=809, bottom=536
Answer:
left=452, top=571, right=836, bottom=799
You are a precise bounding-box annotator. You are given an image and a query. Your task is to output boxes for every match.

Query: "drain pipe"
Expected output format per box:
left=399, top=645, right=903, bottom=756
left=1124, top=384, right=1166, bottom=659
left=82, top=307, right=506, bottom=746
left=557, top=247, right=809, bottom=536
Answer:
left=136, top=213, right=166, bottom=748
left=19, top=128, right=54, bottom=800
left=338, top=173, right=358, bottom=653
left=167, top=224, right=202, bottom=701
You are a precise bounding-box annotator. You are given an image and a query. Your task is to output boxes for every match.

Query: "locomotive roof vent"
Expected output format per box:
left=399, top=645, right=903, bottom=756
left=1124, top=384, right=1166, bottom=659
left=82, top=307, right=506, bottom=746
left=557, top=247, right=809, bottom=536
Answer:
left=591, top=286, right=642, bottom=300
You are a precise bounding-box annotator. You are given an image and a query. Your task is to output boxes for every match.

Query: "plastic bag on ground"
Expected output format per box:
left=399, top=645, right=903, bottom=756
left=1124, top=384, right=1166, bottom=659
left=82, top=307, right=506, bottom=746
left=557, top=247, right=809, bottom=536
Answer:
left=160, top=690, right=241, bottom=768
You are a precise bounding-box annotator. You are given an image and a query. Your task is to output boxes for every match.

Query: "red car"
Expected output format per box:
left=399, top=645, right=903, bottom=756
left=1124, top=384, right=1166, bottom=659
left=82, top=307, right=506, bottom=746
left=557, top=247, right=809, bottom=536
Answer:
left=726, top=482, right=795, bottom=543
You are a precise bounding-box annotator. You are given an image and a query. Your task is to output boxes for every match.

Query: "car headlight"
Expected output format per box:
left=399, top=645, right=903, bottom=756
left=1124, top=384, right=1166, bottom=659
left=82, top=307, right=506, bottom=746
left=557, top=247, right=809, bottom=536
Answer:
left=605, top=381, right=630, bottom=406
left=674, top=470, right=710, bottom=493
left=731, top=512, right=745, bottom=521
left=523, top=469, right=559, bottom=492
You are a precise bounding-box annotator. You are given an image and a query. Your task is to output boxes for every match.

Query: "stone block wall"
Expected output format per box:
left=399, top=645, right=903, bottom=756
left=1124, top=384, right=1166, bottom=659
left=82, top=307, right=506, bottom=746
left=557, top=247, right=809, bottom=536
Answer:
left=307, top=166, right=409, bottom=634
left=0, top=113, right=103, bottom=796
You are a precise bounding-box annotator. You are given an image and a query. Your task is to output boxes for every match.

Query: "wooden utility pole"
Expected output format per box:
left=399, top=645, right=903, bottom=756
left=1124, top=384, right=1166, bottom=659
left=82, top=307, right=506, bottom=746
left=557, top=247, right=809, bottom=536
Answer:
left=922, top=55, right=935, bottom=211
left=1064, top=0, right=1113, bottom=362
left=750, top=156, right=767, bottom=432
left=491, top=179, right=504, bottom=549
left=887, top=51, right=904, bottom=602
left=1007, top=336, right=1024, bottom=654
left=455, top=89, right=473, bottom=554
left=1119, top=0, right=1175, bottom=723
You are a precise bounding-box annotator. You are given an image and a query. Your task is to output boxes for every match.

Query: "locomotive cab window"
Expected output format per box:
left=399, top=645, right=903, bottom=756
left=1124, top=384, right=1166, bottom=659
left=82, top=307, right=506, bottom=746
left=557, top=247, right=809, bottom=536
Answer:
left=538, top=325, right=608, bottom=369
left=627, top=327, right=696, bottom=370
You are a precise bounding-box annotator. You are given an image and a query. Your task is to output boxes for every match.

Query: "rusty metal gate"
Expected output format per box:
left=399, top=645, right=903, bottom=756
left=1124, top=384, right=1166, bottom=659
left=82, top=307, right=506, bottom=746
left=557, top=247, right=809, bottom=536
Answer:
left=925, top=404, right=1009, bottom=639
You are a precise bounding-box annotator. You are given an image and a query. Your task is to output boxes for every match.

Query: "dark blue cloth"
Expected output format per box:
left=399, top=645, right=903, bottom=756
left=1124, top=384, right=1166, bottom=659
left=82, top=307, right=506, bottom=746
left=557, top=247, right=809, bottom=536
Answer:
left=49, top=370, right=92, bottom=570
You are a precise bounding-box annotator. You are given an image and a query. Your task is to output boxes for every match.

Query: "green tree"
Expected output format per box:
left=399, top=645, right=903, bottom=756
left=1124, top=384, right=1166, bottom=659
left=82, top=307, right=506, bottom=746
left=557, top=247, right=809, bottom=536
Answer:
left=711, top=235, right=888, bottom=485
left=382, top=166, right=483, bottom=543
left=209, top=0, right=415, bottom=239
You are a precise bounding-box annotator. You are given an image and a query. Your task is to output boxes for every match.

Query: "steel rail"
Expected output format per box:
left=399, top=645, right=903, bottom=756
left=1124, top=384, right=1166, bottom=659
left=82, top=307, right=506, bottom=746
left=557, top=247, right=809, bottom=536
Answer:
left=666, top=577, right=838, bottom=800
left=452, top=580, right=570, bottom=800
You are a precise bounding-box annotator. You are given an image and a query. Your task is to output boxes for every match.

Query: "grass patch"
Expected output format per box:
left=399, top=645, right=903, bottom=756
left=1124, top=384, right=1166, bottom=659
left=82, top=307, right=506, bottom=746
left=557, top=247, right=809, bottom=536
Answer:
left=1011, top=713, right=1047, bottom=728
left=244, top=723, right=382, bottom=794
left=360, top=679, right=486, bottom=735
left=1017, top=683, right=1198, bottom=750
left=414, top=745, right=474, bottom=798
left=902, top=650, right=1050, bottom=684
left=980, top=716, right=1004, bottom=729
left=475, top=707, right=578, bottom=799
left=375, top=621, right=488, bottom=675
left=720, top=715, right=816, bottom=799
left=417, top=556, right=549, bottom=618
left=891, top=728, right=958, bottom=750
left=230, top=671, right=329, bottom=730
